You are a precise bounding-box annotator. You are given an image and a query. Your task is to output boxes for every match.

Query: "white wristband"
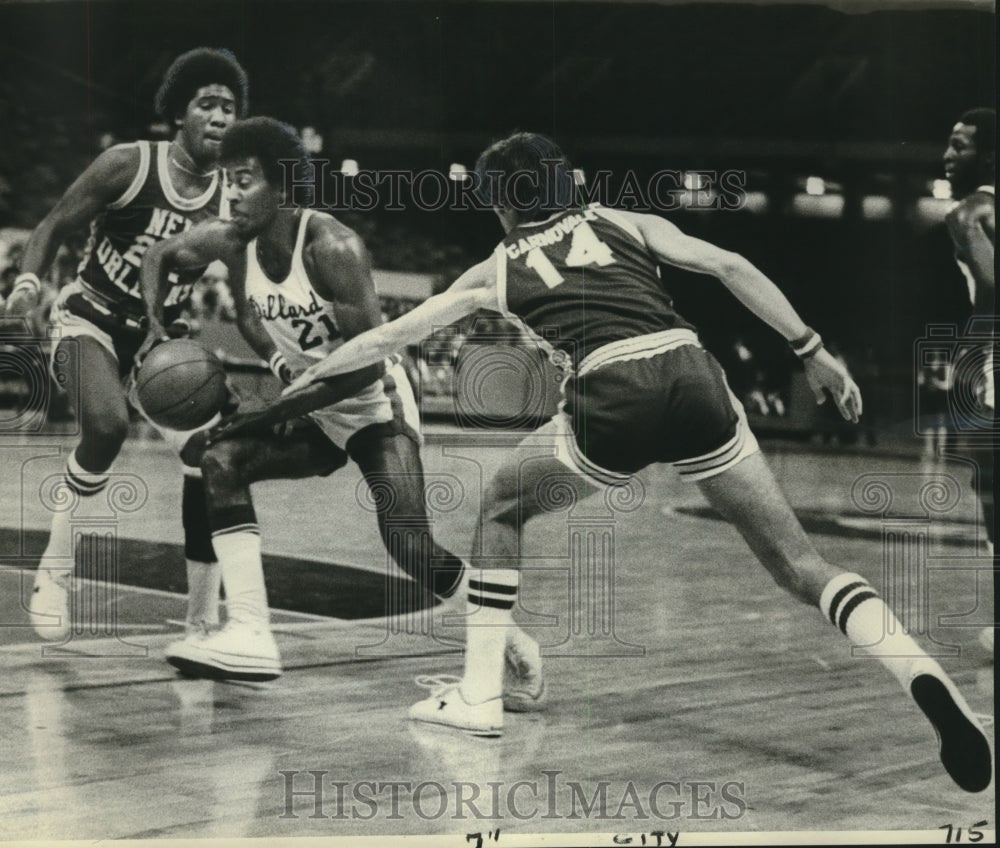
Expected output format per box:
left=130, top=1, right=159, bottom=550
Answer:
left=790, top=328, right=823, bottom=360
left=268, top=351, right=291, bottom=382
left=11, top=272, right=41, bottom=298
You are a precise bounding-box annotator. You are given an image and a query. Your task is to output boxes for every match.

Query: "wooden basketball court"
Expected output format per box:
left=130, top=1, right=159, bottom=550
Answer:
left=0, top=429, right=993, bottom=844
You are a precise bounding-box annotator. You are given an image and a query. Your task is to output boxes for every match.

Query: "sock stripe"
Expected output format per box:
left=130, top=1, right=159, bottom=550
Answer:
left=837, top=589, right=879, bottom=635
left=469, top=579, right=518, bottom=595
left=212, top=524, right=260, bottom=539
left=827, top=580, right=868, bottom=626
left=469, top=587, right=519, bottom=604
left=65, top=469, right=108, bottom=495
left=209, top=503, right=258, bottom=535
left=469, top=595, right=516, bottom=611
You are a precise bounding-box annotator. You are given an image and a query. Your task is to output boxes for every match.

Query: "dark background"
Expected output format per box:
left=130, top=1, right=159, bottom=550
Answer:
left=0, top=0, right=994, bottom=433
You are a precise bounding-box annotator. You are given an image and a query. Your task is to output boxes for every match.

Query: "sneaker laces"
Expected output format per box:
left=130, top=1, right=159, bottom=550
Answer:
left=414, top=674, right=462, bottom=697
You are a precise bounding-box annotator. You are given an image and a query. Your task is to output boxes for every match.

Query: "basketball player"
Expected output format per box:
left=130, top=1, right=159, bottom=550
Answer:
left=284, top=132, right=992, bottom=793
left=942, top=107, right=995, bottom=651
left=3, top=49, right=250, bottom=643
left=140, top=118, right=539, bottom=695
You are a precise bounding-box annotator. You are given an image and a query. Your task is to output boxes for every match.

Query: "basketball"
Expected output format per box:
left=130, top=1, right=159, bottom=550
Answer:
left=134, top=339, right=228, bottom=431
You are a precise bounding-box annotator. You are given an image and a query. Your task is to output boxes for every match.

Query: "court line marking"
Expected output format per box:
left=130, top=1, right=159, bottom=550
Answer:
left=0, top=649, right=462, bottom=699
left=0, top=565, right=355, bottom=623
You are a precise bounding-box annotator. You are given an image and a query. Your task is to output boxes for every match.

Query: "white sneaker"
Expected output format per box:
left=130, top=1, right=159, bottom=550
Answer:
left=166, top=621, right=282, bottom=682
left=29, top=567, right=73, bottom=641
left=503, top=630, right=546, bottom=712
left=908, top=659, right=993, bottom=793
left=184, top=618, right=220, bottom=639
left=409, top=675, right=503, bottom=737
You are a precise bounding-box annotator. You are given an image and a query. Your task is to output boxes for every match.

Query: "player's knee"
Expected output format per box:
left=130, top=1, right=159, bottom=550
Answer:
left=483, top=488, right=522, bottom=528
left=85, top=410, right=129, bottom=452
left=200, top=441, right=247, bottom=487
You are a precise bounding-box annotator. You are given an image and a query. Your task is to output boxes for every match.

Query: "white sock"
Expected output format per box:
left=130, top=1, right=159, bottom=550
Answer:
left=461, top=568, right=518, bottom=704
left=44, top=450, right=109, bottom=562
left=212, top=528, right=269, bottom=628
left=819, top=571, right=931, bottom=689
left=185, top=559, right=221, bottom=628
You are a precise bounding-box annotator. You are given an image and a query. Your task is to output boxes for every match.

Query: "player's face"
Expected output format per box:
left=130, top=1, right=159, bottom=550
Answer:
left=226, top=156, right=282, bottom=238
left=943, top=123, right=980, bottom=195
left=177, top=84, right=237, bottom=166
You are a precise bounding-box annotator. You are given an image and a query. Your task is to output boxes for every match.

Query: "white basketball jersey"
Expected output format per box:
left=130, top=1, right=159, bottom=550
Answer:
left=244, top=209, right=348, bottom=374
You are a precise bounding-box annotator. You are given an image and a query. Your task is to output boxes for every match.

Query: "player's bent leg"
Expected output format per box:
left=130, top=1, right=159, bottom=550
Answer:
left=411, top=429, right=596, bottom=732
left=349, top=427, right=465, bottom=600
left=132, top=401, right=233, bottom=639
left=481, top=442, right=599, bottom=713
left=696, top=451, right=992, bottom=793
left=31, top=337, right=129, bottom=641
left=693, top=451, right=836, bottom=604
left=347, top=426, right=543, bottom=720
left=167, top=426, right=346, bottom=681
left=61, top=336, right=131, bottom=471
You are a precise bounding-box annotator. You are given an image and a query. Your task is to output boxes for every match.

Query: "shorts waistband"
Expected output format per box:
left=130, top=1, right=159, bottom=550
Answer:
left=70, top=279, right=146, bottom=330
left=577, top=328, right=701, bottom=376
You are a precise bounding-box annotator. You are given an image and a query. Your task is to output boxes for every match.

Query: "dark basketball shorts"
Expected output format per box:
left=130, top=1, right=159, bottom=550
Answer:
left=553, top=328, right=760, bottom=486
left=49, top=281, right=146, bottom=380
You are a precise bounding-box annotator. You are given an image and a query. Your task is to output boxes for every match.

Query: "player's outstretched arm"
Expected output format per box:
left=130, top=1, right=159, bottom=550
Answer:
left=284, top=258, right=496, bottom=394
left=137, top=219, right=242, bottom=364
left=5, top=145, right=138, bottom=317
left=946, top=198, right=995, bottom=315
left=625, top=210, right=862, bottom=423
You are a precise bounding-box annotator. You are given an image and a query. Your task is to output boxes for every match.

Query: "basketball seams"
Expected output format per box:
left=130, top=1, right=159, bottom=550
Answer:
left=143, top=369, right=226, bottom=423
left=135, top=340, right=228, bottom=428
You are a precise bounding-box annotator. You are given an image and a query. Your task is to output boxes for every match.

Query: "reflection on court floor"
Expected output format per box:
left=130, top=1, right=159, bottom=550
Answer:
left=0, top=435, right=993, bottom=840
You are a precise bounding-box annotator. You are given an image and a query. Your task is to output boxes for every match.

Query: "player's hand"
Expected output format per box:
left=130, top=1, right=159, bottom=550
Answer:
left=165, top=318, right=193, bottom=339
left=205, top=404, right=289, bottom=445
left=4, top=273, right=45, bottom=319
left=804, top=348, right=863, bottom=423
left=3, top=286, right=39, bottom=319
left=282, top=364, right=321, bottom=395
left=134, top=326, right=169, bottom=371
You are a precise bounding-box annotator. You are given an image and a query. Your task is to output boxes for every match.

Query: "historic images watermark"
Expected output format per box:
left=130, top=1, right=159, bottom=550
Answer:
left=279, top=159, right=749, bottom=214
left=278, top=770, right=748, bottom=823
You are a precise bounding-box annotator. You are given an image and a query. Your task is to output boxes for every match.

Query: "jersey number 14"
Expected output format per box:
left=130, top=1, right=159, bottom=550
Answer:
left=524, top=222, right=615, bottom=288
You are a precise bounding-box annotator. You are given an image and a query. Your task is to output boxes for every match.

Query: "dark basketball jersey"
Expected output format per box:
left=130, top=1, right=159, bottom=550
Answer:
left=76, top=140, right=227, bottom=325
left=495, top=205, right=695, bottom=366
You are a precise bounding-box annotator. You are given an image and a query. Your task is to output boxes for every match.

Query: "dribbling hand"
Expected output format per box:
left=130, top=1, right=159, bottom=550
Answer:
left=205, top=405, right=294, bottom=445
left=282, top=364, right=320, bottom=396
left=134, top=329, right=169, bottom=371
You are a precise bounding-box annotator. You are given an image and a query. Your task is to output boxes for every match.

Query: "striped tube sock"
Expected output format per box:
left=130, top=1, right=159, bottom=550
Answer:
left=819, top=571, right=929, bottom=688
left=210, top=505, right=268, bottom=628
left=43, top=450, right=110, bottom=560
left=461, top=568, right=519, bottom=704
